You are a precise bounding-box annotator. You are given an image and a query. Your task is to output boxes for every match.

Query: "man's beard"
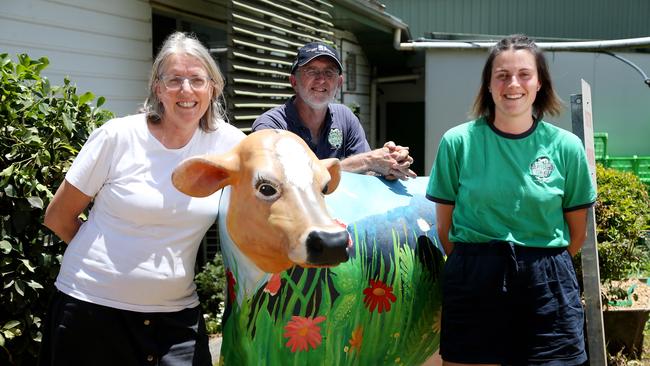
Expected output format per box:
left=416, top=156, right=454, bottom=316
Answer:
left=296, top=83, right=338, bottom=110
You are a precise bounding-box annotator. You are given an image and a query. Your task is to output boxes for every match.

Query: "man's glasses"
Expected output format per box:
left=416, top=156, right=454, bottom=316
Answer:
left=300, top=68, right=340, bottom=80
left=159, top=75, right=212, bottom=91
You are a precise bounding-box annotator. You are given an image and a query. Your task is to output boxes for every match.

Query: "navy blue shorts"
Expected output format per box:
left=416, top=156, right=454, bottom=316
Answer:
left=38, top=291, right=211, bottom=366
left=440, top=242, right=587, bottom=366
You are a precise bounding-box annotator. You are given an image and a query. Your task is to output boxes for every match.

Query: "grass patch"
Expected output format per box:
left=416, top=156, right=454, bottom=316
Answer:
left=218, top=225, right=443, bottom=365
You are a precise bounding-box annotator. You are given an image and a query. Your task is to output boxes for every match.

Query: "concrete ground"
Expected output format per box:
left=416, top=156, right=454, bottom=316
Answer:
left=208, top=336, right=441, bottom=366
left=208, top=336, right=221, bottom=365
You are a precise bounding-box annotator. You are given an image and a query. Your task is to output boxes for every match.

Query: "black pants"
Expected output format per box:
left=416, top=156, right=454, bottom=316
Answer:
left=38, top=291, right=211, bottom=366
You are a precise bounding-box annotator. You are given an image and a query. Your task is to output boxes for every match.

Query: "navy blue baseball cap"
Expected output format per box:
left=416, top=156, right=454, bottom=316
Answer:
left=290, top=42, right=343, bottom=74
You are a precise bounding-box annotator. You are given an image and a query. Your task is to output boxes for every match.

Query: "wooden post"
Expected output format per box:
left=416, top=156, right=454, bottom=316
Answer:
left=571, top=79, right=607, bottom=366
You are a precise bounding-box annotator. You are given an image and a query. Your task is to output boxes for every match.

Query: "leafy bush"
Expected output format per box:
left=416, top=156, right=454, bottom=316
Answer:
left=594, top=164, right=650, bottom=282
left=194, top=252, right=226, bottom=334
left=574, top=165, right=650, bottom=287
left=0, top=53, right=113, bottom=365
left=595, top=164, right=650, bottom=247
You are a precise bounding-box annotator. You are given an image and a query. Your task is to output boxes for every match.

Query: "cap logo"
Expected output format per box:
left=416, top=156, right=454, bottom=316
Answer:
left=304, top=45, right=335, bottom=57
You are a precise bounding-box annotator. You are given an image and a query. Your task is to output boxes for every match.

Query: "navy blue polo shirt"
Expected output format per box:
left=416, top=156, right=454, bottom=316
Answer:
left=251, top=97, right=370, bottom=160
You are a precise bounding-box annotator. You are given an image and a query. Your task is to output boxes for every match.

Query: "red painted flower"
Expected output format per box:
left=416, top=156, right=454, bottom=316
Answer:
left=363, top=279, right=397, bottom=313
left=264, top=273, right=282, bottom=296
left=226, top=268, right=236, bottom=303
left=349, top=325, right=363, bottom=352
left=283, top=315, right=326, bottom=352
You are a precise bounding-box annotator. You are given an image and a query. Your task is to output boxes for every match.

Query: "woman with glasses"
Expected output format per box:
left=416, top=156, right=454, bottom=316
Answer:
left=39, top=32, right=244, bottom=366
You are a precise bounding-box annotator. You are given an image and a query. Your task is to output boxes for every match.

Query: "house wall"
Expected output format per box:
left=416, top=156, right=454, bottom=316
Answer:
left=0, top=0, right=152, bottom=117
left=424, top=49, right=650, bottom=174
left=381, top=0, right=650, bottom=41
left=338, top=35, right=371, bottom=140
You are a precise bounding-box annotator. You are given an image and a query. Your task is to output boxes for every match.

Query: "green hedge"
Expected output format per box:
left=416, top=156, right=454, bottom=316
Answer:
left=595, top=164, right=650, bottom=247
left=0, top=53, right=113, bottom=365
left=574, top=164, right=650, bottom=284
left=195, top=253, right=226, bottom=334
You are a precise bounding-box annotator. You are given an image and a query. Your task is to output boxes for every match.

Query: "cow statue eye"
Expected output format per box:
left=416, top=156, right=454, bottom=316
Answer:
left=254, top=177, right=281, bottom=201
left=259, top=184, right=277, bottom=197
left=321, top=183, right=329, bottom=195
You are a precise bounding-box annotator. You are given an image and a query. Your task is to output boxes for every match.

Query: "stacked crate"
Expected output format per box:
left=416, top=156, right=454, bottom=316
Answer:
left=595, top=132, right=650, bottom=186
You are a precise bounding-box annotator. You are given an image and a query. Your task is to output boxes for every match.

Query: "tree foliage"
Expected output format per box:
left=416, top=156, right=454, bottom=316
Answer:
left=195, top=253, right=226, bottom=334
left=575, top=164, right=650, bottom=283
left=0, top=53, right=113, bottom=365
left=595, top=164, right=650, bottom=247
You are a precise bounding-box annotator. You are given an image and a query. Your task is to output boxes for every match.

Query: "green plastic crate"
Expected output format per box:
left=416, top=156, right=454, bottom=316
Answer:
left=605, top=155, right=650, bottom=185
left=606, top=156, right=638, bottom=173
left=637, top=156, right=650, bottom=184
left=593, top=132, right=608, bottom=161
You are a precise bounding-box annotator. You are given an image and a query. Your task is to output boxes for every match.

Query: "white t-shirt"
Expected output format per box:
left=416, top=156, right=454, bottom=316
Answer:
left=55, top=113, right=245, bottom=312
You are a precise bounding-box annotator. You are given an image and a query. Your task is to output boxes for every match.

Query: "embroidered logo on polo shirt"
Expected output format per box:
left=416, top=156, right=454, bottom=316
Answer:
left=328, top=128, right=343, bottom=148
left=530, top=156, right=554, bottom=183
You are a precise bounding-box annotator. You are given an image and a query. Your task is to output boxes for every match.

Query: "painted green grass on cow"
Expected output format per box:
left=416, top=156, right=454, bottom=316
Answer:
left=218, top=224, right=442, bottom=365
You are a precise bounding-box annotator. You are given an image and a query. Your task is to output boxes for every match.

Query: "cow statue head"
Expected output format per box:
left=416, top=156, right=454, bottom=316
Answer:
left=172, top=129, right=350, bottom=273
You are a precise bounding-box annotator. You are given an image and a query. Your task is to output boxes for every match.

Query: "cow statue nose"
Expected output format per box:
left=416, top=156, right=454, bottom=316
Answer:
left=306, top=230, right=350, bottom=266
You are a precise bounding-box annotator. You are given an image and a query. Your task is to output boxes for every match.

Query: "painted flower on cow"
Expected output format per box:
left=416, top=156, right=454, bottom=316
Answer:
left=226, top=268, right=236, bottom=303
left=348, top=325, right=363, bottom=352
left=363, top=279, right=397, bottom=313
left=283, top=315, right=326, bottom=352
left=264, top=273, right=282, bottom=296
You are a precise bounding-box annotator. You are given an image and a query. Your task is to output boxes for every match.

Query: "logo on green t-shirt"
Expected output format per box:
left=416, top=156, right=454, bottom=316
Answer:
left=530, top=156, right=555, bottom=183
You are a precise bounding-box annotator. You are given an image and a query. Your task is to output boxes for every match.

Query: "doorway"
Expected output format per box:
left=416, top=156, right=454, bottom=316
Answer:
left=386, top=102, right=426, bottom=176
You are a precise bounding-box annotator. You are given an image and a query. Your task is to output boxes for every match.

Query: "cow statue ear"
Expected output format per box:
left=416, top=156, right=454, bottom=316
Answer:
left=320, top=158, right=341, bottom=195
left=172, top=153, right=240, bottom=197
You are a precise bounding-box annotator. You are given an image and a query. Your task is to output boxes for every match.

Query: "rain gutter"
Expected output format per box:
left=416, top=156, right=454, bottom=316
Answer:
left=393, top=28, right=650, bottom=51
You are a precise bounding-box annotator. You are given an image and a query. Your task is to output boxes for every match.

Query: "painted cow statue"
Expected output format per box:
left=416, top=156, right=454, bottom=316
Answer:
left=172, top=129, right=444, bottom=366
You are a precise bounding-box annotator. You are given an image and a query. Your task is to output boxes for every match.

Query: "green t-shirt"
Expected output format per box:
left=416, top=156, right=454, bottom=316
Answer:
left=426, top=117, right=596, bottom=248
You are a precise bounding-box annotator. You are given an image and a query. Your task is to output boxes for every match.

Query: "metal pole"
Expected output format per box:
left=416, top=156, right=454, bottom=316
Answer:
left=571, top=91, right=607, bottom=366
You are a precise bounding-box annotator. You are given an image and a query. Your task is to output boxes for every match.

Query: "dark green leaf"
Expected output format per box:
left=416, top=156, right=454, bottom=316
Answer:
left=14, top=280, right=25, bottom=296
left=26, top=196, right=43, bottom=209
left=0, top=240, right=11, bottom=254
left=19, top=259, right=35, bottom=272
left=62, top=113, right=73, bottom=131
left=27, top=280, right=44, bottom=290
left=4, top=184, right=16, bottom=197
left=78, top=92, right=94, bottom=105
left=0, top=165, right=13, bottom=177
left=2, top=320, right=21, bottom=330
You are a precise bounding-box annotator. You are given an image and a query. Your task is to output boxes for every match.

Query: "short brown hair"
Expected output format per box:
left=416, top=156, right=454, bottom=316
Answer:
left=471, top=34, right=563, bottom=121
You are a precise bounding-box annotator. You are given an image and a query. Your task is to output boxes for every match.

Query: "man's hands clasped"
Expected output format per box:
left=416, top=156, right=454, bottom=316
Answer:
left=369, top=141, right=417, bottom=180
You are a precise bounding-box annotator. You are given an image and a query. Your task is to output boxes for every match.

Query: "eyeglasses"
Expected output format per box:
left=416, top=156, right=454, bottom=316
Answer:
left=300, top=68, right=340, bottom=80
left=159, top=75, right=213, bottom=91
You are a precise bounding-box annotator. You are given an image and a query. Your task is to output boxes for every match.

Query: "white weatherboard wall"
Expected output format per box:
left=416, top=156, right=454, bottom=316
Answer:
left=424, top=49, right=650, bottom=174
left=339, top=37, right=371, bottom=142
left=0, top=0, right=152, bottom=117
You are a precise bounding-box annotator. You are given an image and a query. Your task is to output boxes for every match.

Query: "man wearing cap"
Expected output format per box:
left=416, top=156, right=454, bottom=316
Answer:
left=252, top=42, right=416, bottom=180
